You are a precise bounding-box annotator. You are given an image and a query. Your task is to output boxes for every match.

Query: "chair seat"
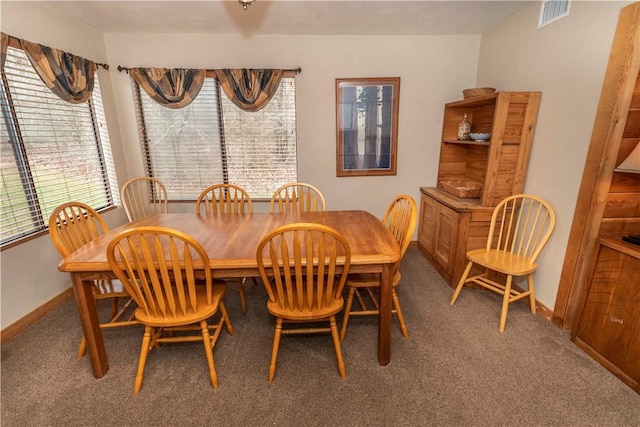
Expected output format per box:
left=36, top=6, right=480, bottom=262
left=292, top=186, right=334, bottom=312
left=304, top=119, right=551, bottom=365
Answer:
left=267, top=298, right=344, bottom=321
left=466, top=249, right=537, bottom=276
left=135, top=283, right=227, bottom=327
left=346, top=271, right=401, bottom=288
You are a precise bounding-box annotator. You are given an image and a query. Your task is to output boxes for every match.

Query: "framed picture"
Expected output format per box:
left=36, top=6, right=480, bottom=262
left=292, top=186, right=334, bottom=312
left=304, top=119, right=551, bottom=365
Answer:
left=335, top=77, right=400, bottom=177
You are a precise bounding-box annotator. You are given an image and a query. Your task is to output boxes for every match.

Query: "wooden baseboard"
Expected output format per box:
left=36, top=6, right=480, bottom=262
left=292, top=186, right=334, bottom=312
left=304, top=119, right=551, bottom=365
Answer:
left=536, top=300, right=553, bottom=322
left=1, top=288, right=74, bottom=345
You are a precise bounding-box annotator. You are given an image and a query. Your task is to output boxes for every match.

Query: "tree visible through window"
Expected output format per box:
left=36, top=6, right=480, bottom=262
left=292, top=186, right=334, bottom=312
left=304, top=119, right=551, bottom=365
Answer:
left=134, top=76, right=297, bottom=200
left=0, top=46, right=117, bottom=247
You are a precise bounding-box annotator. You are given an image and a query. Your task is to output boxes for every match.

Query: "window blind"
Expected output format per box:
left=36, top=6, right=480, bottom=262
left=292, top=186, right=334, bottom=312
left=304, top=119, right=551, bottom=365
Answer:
left=0, top=46, right=117, bottom=247
left=134, top=76, right=297, bottom=200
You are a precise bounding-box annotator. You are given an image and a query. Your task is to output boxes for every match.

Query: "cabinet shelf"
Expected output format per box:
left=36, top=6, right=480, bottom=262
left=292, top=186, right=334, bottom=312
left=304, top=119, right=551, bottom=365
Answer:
left=443, top=139, right=491, bottom=146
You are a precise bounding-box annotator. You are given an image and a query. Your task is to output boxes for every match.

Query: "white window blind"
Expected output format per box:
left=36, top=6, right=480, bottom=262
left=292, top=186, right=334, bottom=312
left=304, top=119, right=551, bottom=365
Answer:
left=134, top=76, right=297, bottom=200
left=0, top=46, right=117, bottom=247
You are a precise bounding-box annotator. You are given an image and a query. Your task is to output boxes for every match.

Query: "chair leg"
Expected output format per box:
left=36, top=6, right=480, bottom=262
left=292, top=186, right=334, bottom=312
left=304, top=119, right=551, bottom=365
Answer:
left=450, top=261, right=474, bottom=305
left=339, top=287, right=356, bottom=342
left=110, top=297, right=119, bottom=319
left=134, top=326, right=153, bottom=394
left=218, top=301, right=234, bottom=336
left=499, top=275, right=513, bottom=332
left=200, top=320, right=219, bottom=389
left=268, top=318, right=283, bottom=382
left=527, top=273, right=537, bottom=314
left=392, top=290, right=408, bottom=338
left=330, top=316, right=346, bottom=378
left=237, top=278, right=247, bottom=314
left=77, top=335, right=87, bottom=358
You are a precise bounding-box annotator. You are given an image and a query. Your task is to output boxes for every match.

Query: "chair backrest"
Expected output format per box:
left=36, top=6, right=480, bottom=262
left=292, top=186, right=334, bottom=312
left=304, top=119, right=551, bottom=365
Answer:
left=487, top=194, right=556, bottom=263
left=106, top=226, right=213, bottom=322
left=48, top=201, right=109, bottom=257
left=195, top=184, right=253, bottom=214
left=256, top=223, right=351, bottom=313
left=120, top=177, right=168, bottom=222
left=382, top=194, right=418, bottom=259
left=269, top=182, right=326, bottom=213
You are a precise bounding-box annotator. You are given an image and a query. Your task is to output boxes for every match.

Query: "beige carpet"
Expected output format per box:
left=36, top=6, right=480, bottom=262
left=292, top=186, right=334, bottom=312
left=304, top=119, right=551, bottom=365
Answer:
left=2, top=248, right=639, bottom=426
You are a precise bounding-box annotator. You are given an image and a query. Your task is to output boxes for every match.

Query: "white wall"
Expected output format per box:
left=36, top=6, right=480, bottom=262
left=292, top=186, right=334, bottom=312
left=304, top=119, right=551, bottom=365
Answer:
left=0, top=1, right=129, bottom=328
left=476, top=1, right=632, bottom=308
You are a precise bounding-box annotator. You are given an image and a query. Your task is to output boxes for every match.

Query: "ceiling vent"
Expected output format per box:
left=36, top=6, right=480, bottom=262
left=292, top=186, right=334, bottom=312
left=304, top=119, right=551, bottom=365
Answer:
left=538, top=0, right=571, bottom=28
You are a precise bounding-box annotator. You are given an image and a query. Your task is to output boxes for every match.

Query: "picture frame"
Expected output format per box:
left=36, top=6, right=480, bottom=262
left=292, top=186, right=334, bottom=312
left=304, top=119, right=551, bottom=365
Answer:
left=335, top=77, right=400, bottom=177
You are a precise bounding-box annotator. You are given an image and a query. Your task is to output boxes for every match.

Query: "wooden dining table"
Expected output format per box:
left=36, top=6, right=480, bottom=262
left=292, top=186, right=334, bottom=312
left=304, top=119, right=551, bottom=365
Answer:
left=58, top=210, right=401, bottom=378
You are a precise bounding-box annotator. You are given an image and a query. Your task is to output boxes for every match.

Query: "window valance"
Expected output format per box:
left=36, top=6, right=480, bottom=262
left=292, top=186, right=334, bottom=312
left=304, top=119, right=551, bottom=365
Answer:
left=119, top=65, right=300, bottom=111
left=0, top=32, right=7, bottom=70
left=129, top=67, right=206, bottom=109
left=214, top=69, right=283, bottom=112
left=1, top=32, right=109, bottom=104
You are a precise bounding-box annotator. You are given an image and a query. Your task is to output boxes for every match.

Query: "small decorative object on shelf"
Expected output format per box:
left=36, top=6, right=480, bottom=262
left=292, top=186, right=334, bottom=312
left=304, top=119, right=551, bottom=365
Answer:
left=457, top=113, right=471, bottom=140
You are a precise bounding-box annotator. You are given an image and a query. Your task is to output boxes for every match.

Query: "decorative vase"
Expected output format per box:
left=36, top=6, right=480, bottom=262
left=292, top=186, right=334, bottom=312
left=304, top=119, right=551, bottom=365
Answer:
left=457, top=114, right=471, bottom=140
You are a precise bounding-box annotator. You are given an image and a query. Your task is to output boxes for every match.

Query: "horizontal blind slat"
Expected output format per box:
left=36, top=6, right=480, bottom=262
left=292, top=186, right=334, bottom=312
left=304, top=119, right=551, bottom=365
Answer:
left=134, top=77, right=298, bottom=200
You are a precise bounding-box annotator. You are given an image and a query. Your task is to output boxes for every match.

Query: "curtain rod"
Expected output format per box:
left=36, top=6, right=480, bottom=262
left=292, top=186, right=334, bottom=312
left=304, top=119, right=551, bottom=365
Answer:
left=117, top=65, right=301, bottom=74
left=6, top=35, right=109, bottom=70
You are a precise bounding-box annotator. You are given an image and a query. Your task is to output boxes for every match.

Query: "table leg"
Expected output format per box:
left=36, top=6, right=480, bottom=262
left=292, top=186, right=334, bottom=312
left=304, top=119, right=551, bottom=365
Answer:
left=378, top=263, right=392, bottom=365
left=72, top=274, right=109, bottom=378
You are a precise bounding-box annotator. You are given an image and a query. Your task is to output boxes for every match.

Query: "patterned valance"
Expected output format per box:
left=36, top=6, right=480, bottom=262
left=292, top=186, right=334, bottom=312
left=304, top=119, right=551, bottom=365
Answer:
left=0, top=32, right=8, bottom=71
left=214, top=69, right=283, bottom=112
left=129, top=68, right=206, bottom=109
left=20, top=39, right=97, bottom=104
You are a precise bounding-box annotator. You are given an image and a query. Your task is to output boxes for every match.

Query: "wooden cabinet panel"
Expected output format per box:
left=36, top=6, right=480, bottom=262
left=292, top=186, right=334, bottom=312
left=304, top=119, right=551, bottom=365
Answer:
left=418, top=194, right=436, bottom=253
left=433, top=204, right=459, bottom=274
left=575, top=239, right=640, bottom=392
left=418, top=188, right=493, bottom=287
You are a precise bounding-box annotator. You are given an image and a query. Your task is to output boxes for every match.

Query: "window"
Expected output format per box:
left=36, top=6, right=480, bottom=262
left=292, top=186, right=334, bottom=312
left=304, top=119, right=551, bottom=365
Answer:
left=133, top=76, right=297, bottom=200
left=0, top=46, right=117, bottom=248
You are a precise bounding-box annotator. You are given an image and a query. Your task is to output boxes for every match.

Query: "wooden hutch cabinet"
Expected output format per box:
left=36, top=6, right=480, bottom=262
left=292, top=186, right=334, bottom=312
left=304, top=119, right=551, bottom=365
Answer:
left=418, top=91, right=541, bottom=287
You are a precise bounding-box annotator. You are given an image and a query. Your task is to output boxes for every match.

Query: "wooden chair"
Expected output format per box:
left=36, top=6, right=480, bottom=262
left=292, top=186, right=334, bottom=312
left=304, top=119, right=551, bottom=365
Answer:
left=120, top=176, right=168, bottom=221
left=106, top=226, right=234, bottom=394
left=339, top=194, right=417, bottom=342
left=195, top=183, right=254, bottom=313
left=48, top=201, right=137, bottom=358
left=256, top=223, right=351, bottom=381
left=269, top=182, right=326, bottom=213
left=450, top=194, right=556, bottom=332
left=195, top=183, right=253, bottom=215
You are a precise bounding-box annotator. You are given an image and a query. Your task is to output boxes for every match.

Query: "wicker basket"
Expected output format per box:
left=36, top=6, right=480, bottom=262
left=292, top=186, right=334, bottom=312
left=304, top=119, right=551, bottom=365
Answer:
left=440, top=179, right=483, bottom=198
left=462, top=87, right=496, bottom=99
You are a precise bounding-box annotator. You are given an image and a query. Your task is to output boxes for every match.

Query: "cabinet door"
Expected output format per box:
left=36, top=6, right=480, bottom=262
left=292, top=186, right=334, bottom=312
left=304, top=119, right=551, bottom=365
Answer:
left=433, top=204, right=459, bottom=275
left=418, top=194, right=437, bottom=252
left=575, top=243, right=640, bottom=391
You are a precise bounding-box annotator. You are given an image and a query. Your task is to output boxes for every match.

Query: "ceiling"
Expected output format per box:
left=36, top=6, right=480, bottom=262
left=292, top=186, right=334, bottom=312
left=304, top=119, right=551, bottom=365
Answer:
left=33, top=0, right=536, bottom=36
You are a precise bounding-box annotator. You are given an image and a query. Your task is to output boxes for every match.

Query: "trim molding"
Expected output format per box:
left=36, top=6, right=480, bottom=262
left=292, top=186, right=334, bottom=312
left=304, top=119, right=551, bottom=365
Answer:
left=1, top=288, right=73, bottom=345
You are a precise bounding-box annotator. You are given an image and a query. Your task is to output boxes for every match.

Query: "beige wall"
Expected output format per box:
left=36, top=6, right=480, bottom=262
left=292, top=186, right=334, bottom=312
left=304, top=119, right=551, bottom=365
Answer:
left=105, top=32, right=481, bottom=216
left=476, top=1, right=632, bottom=308
left=1, top=0, right=631, bottom=329
left=1, top=1, right=481, bottom=328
